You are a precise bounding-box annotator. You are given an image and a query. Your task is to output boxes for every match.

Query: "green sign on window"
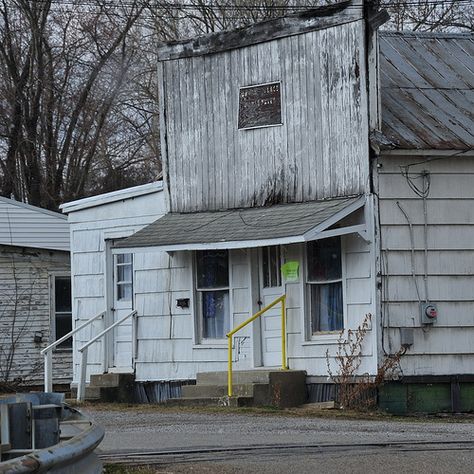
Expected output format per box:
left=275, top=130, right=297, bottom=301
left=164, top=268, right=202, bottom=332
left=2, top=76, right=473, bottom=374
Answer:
left=281, top=261, right=299, bottom=282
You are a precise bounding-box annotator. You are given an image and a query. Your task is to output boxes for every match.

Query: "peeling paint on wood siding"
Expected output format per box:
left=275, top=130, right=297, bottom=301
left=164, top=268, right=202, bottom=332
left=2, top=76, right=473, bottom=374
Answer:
left=162, top=20, right=369, bottom=213
left=0, top=246, right=71, bottom=386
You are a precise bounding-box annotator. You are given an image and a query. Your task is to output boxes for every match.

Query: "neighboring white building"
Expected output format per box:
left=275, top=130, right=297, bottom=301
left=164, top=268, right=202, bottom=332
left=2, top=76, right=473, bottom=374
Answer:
left=60, top=182, right=165, bottom=388
left=0, top=197, right=71, bottom=388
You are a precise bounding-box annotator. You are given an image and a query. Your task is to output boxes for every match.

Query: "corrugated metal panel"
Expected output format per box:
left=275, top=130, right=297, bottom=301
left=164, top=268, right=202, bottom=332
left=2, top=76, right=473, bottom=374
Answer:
left=162, top=20, right=369, bottom=213
left=380, top=32, right=474, bottom=150
left=0, top=197, right=69, bottom=251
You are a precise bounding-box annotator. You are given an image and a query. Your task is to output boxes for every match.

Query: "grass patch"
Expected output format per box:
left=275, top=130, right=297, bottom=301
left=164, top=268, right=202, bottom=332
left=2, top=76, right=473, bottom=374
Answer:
left=104, top=465, right=159, bottom=474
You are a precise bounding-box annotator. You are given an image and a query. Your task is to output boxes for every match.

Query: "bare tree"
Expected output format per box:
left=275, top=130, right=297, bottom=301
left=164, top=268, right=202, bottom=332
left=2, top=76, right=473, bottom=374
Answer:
left=380, top=0, right=473, bottom=32
left=0, top=0, right=154, bottom=210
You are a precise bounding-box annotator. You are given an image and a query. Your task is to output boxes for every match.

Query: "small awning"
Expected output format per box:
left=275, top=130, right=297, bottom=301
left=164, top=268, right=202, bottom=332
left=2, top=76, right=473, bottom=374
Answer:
left=113, top=195, right=368, bottom=253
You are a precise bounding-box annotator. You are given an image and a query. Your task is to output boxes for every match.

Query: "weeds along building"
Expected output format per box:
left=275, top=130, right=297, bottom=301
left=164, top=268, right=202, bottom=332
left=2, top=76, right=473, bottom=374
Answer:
left=62, top=0, right=474, bottom=413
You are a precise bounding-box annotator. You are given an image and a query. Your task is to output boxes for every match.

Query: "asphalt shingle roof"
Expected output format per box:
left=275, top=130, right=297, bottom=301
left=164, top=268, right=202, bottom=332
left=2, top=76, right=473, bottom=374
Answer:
left=115, top=196, right=361, bottom=250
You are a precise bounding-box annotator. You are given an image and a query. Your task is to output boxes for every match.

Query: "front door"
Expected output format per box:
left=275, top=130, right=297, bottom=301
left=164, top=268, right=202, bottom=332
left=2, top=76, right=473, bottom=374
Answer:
left=259, top=246, right=283, bottom=367
left=110, top=253, right=134, bottom=372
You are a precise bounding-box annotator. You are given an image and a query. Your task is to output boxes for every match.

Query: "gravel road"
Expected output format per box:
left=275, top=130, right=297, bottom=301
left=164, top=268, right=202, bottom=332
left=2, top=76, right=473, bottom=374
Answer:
left=83, top=406, right=474, bottom=473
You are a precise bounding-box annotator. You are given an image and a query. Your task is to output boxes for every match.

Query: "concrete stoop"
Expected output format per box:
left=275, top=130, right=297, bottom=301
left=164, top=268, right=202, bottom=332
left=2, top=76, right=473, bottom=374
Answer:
left=165, top=369, right=307, bottom=408
left=71, top=373, right=135, bottom=403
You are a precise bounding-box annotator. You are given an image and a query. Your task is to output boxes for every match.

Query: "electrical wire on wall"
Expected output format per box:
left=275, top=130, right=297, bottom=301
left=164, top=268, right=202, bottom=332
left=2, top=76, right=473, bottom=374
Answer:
left=399, top=165, right=430, bottom=304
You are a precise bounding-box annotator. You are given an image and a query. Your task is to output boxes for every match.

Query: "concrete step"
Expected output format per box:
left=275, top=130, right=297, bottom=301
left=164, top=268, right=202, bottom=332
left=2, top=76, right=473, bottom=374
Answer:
left=182, top=383, right=259, bottom=398
left=89, top=373, right=133, bottom=388
left=197, top=369, right=276, bottom=386
left=72, top=373, right=135, bottom=402
left=189, top=370, right=307, bottom=408
left=164, top=396, right=254, bottom=408
left=70, top=386, right=101, bottom=400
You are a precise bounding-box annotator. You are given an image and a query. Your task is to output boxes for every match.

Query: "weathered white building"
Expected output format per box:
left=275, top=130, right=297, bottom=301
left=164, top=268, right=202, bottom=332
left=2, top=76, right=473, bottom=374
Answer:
left=64, top=2, right=474, bottom=412
left=60, top=182, right=165, bottom=392
left=0, top=197, right=71, bottom=388
left=373, top=32, right=474, bottom=413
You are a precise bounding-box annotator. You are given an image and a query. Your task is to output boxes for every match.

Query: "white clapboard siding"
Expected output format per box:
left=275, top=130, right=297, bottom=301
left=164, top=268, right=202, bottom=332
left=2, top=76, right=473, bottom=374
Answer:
left=66, top=183, right=165, bottom=383
left=285, top=235, right=377, bottom=376
left=377, top=154, right=474, bottom=375
left=0, top=246, right=71, bottom=386
left=0, top=197, right=69, bottom=251
left=162, top=20, right=369, bottom=212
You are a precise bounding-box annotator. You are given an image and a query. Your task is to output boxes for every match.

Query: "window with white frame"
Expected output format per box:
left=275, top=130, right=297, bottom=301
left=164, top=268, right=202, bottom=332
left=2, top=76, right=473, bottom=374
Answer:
left=115, top=253, right=133, bottom=301
left=262, top=245, right=282, bottom=288
left=52, top=275, right=72, bottom=349
left=306, top=237, right=343, bottom=333
left=195, top=250, right=230, bottom=339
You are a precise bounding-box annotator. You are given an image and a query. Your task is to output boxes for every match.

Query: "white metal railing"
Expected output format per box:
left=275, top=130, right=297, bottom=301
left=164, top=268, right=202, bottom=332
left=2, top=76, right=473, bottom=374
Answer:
left=41, top=311, right=106, bottom=393
left=76, top=310, right=137, bottom=402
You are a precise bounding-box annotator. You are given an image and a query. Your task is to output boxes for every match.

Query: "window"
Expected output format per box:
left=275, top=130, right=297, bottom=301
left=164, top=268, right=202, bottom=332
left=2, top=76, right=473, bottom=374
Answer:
left=262, top=246, right=282, bottom=288
left=306, top=237, right=343, bottom=333
left=53, top=276, right=72, bottom=349
left=196, top=250, right=230, bottom=339
left=116, top=253, right=133, bottom=301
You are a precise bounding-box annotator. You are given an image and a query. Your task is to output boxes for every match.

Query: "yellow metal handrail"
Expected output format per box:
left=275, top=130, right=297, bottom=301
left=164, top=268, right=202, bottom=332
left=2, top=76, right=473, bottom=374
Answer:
left=226, top=295, right=287, bottom=397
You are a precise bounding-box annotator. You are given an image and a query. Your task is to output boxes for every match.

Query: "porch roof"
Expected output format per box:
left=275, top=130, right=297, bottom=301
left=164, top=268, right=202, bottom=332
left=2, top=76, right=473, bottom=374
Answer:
left=113, top=195, right=366, bottom=252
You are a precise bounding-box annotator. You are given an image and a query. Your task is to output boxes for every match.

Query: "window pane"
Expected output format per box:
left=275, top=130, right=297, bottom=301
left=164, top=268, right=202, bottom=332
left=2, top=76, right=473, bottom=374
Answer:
left=56, top=313, right=72, bottom=348
left=117, top=253, right=132, bottom=264
left=117, top=263, right=132, bottom=283
left=197, top=250, right=229, bottom=288
left=270, top=246, right=281, bottom=287
left=117, top=283, right=132, bottom=301
left=310, top=282, right=343, bottom=332
left=307, top=237, right=341, bottom=282
left=262, top=247, right=270, bottom=288
left=201, top=290, right=230, bottom=338
left=262, top=246, right=281, bottom=288
left=55, top=277, right=71, bottom=313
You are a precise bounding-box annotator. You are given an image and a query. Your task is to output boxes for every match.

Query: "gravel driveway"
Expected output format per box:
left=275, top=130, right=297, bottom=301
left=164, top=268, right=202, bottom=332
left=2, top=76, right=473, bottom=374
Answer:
left=83, top=405, right=474, bottom=473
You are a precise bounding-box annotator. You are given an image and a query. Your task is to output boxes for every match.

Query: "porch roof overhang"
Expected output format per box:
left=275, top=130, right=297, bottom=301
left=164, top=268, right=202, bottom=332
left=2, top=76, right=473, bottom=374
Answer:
left=113, top=195, right=368, bottom=253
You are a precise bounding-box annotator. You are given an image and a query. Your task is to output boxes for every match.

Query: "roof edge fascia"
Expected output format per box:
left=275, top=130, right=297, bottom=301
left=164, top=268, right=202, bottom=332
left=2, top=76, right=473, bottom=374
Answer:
left=60, top=181, right=163, bottom=214
left=157, top=0, right=362, bottom=61
left=379, top=149, right=474, bottom=157
left=0, top=196, right=67, bottom=220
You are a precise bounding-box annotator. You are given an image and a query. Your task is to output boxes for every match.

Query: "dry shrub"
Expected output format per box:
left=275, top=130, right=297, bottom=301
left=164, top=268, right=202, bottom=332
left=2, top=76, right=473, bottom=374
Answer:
left=326, top=314, right=404, bottom=410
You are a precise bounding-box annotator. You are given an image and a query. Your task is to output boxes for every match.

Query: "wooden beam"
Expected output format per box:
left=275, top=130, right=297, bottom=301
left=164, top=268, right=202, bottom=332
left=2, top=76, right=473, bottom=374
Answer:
left=157, top=1, right=363, bottom=61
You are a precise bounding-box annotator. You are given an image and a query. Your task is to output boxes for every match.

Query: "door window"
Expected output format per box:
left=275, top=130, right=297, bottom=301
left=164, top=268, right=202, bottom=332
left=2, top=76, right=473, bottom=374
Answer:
left=115, top=253, right=133, bottom=301
left=262, top=245, right=282, bottom=288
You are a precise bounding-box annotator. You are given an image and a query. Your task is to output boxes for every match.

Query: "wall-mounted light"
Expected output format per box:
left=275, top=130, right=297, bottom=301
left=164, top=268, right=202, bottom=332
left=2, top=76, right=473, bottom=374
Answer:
left=34, top=331, right=43, bottom=344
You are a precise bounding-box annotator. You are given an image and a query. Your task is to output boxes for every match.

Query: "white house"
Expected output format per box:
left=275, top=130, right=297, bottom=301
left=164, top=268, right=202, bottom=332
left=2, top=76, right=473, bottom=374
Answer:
left=0, top=197, right=71, bottom=389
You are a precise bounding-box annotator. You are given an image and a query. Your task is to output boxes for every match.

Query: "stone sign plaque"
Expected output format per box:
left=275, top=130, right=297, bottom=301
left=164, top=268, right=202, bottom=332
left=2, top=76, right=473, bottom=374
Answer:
left=238, top=82, right=282, bottom=130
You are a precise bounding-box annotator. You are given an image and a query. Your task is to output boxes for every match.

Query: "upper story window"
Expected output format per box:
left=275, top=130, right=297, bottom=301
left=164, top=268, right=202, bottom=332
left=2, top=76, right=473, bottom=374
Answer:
left=306, top=237, right=343, bottom=333
left=52, top=275, right=72, bottom=349
left=116, top=253, right=133, bottom=301
left=262, top=245, right=282, bottom=288
left=195, top=250, right=230, bottom=340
